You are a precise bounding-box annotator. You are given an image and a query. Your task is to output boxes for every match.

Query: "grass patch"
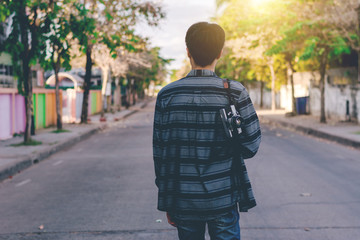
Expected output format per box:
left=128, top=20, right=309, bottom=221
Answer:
left=48, top=141, right=59, bottom=146
left=10, top=140, right=42, bottom=147
left=354, top=131, right=360, bottom=135
left=13, top=133, right=24, bottom=137
left=51, top=129, right=71, bottom=134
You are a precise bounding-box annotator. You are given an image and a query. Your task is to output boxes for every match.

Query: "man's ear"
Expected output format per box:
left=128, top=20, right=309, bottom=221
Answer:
left=216, top=49, right=223, bottom=60
left=186, top=48, right=192, bottom=59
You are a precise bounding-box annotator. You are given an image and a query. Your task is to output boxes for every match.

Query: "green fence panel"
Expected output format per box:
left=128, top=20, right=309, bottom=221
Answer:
left=37, top=94, right=46, bottom=128
left=91, top=92, right=97, bottom=114
left=32, top=94, right=37, bottom=126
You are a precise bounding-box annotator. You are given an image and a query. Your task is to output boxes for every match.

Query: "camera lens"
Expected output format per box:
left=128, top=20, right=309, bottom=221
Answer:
left=231, top=116, right=242, bottom=127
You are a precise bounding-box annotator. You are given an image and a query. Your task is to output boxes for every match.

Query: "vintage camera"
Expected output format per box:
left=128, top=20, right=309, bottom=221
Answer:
left=219, top=105, right=244, bottom=138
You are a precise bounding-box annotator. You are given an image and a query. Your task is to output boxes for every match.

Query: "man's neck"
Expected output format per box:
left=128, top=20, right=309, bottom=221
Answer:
left=190, top=58, right=217, bottom=72
left=191, top=63, right=216, bottom=72
left=192, top=66, right=215, bottom=72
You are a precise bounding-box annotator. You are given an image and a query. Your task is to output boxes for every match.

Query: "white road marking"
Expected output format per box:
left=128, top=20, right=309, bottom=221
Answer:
left=15, top=179, right=31, bottom=187
left=53, top=160, right=63, bottom=166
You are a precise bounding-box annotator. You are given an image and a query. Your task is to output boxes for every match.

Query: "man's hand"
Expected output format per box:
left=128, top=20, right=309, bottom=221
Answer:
left=166, top=212, right=177, bottom=227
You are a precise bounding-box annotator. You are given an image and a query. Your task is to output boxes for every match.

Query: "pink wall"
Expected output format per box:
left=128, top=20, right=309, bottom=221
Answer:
left=0, top=94, right=12, bottom=139
left=0, top=91, right=26, bottom=140
left=14, top=94, right=26, bottom=133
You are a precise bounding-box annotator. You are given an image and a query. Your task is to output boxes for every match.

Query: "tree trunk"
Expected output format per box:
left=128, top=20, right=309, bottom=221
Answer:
left=80, top=45, right=93, bottom=123
left=19, top=1, right=33, bottom=143
left=23, top=68, right=33, bottom=143
left=132, top=85, right=136, bottom=105
left=114, top=77, right=121, bottom=111
left=268, top=59, right=276, bottom=111
left=260, top=81, right=264, bottom=108
left=319, top=50, right=328, bottom=123
left=54, top=55, right=62, bottom=130
left=100, top=66, right=109, bottom=118
left=128, top=79, right=134, bottom=106
left=286, top=59, right=296, bottom=115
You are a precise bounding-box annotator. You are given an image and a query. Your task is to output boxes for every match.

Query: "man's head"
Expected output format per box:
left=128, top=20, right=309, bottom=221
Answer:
left=185, top=22, right=225, bottom=67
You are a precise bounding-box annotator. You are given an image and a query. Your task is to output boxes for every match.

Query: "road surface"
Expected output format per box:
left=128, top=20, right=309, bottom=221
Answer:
left=0, top=100, right=359, bottom=240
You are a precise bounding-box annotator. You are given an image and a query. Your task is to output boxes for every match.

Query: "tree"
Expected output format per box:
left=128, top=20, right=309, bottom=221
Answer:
left=266, top=23, right=306, bottom=116
left=125, top=47, right=171, bottom=102
left=140, top=47, right=172, bottom=90
left=108, top=49, right=130, bottom=111
left=216, top=0, right=353, bottom=122
left=292, top=1, right=351, bottom=123
left=224, top=32, right=284, bottom=110
left=265, top=0, right=352, bottom=122
left=1, top=0, right=47, bottom=144
left=326, top=0, right=359, bottom=121
left=0, top=4, right=9, bottom=39
left=216, top=47, right=254, bottom=87
left=171, top=59, right=191, bottom=82
left=69, top=3, right=97, bottom=123
left=215, top=0, right=289, bottom=111
left=93, top=44, right=121, bottom=116
left=70, top=0, right=164, bottom=124
left=216, top=42, right=263, bottom=106
left=39, top=0, right=73, bottom=131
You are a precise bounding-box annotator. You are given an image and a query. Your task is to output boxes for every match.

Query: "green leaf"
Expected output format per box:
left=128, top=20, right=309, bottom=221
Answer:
left=105, top=11, right=113, bottom=21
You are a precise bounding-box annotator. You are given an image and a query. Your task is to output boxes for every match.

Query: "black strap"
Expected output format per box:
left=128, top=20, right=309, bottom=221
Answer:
left=223, top=79, right=245, bottom=203
left=222, top=79, right=235, bottom=106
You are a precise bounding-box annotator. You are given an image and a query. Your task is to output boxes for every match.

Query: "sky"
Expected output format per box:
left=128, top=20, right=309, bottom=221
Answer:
left=136, top=0, right=217, bottom=70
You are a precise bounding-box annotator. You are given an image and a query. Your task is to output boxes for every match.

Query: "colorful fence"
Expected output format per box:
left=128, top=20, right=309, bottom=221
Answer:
left=61, top=89, right=102, bottom=123
left=33, top=89, right=62, bottom=129
left=0, top=88, right=102, bottom=139
left=0, top=88, right=60, bottom=140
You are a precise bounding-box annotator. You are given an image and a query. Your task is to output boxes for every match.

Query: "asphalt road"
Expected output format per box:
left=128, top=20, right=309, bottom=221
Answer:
left=0, top=99, right=359, bottom=240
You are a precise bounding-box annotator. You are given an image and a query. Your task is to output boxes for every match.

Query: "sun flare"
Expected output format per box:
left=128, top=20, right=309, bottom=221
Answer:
left=251, top=0, right=272, bottom=6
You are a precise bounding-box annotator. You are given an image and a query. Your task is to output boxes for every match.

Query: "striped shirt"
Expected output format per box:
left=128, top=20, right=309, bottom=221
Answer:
left=153, top=69, right=261, bottom=218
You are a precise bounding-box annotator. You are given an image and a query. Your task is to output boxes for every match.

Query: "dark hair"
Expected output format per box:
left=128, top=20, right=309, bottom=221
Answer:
left=185, top=22, right=225, bottom=67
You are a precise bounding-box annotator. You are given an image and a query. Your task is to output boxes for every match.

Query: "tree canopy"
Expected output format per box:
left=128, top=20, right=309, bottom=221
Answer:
left=209, top=0, right=357, bottom=121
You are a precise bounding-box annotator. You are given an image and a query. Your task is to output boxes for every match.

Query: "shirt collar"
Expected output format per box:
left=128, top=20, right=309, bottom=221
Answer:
left=186, top=69, right=218, bottom=77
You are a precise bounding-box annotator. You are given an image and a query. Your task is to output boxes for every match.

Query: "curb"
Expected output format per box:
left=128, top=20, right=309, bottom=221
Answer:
left=260, top=116, right=360, bottom=150
left=0, top=125, right=106, bottom=182
left=0, top=98, right=153, bottom=182
left=121, top=110, right=139, bottom=119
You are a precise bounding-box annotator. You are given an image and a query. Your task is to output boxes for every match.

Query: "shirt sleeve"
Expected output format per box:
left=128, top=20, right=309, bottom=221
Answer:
left=152, top=96, right=163, bottom=186
left=235, top=88, right=261, bottom=159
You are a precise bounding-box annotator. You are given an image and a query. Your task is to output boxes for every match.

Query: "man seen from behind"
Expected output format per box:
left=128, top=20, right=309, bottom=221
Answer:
left=153, top=22, right=261, bottom=240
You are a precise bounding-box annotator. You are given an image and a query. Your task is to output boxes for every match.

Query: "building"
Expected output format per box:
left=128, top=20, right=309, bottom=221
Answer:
left=280, top=67, right=360, bottom=122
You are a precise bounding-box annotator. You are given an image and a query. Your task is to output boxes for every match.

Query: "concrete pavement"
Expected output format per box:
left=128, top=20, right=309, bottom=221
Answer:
left=258, top=109, right=360, bottom=150
left=1, top=102, right=359, bottom=183
left=0, top=99, right=359, bottom=239
left=0, top=99, right=151, bottom=182
left=0, top=98, right=179, bottom=239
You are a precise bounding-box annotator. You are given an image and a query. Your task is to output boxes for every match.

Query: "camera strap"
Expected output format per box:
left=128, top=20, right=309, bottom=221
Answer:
left=222, top=79, right=235, bottom=106
left=222, top=79, right=245, bottom=203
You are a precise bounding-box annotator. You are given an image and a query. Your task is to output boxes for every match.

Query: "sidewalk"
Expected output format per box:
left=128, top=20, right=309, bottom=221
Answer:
left=0, top=98, right=152, bottom=182
left=258, top=109, right=360, bottom=150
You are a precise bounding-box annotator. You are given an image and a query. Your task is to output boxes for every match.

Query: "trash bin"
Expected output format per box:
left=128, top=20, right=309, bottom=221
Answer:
left=296, top=97, right=308, bottom=115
